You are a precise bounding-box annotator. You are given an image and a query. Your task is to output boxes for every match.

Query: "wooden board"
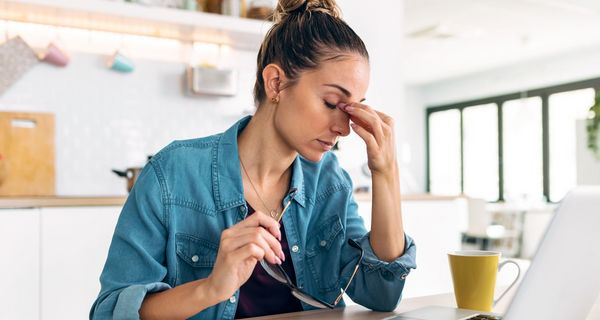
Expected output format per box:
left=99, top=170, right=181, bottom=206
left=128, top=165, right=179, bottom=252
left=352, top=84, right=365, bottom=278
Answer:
left=0, top=111, right=55, bottom=196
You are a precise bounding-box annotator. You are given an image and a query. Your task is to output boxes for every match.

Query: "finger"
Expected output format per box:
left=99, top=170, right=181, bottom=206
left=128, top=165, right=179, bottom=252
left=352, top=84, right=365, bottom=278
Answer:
left=374, top=110, right=394, bottom=138
left=351, top=122, right=377, bottom=148
left=223, top=227, right=284, bottom=263
left=345, top=104, right=385, bottom=142
left=233, top=210, right=282, bottom=241
left=374, top=110, right=394, bottom=126
left=228, top=243, right=265, bottom=266
left=235, top=232, right=282, bottom=264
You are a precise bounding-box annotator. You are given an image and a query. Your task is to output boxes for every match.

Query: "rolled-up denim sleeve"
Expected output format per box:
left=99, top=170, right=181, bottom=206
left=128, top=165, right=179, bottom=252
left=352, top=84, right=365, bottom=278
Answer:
left=90, top=162, right=172, bottom=320
left=340, top=172, right=417, bottom=312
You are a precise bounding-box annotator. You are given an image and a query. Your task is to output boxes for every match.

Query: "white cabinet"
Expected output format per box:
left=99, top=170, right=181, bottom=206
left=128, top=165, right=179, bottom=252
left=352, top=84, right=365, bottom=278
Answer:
left=0, top=208, right=41, bottom=320
left=39, top=206, right=121, bottom=320
left=356, top=198, right=468, bottom=298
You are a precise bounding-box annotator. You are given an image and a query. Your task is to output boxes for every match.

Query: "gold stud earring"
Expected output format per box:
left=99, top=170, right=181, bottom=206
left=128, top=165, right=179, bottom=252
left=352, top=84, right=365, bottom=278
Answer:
left=271, top=95, right=280, bottom=104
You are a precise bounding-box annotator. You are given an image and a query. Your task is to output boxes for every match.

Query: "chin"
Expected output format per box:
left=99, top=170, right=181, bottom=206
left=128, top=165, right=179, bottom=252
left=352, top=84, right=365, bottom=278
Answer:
left=298, top=149, right=327, bottom=163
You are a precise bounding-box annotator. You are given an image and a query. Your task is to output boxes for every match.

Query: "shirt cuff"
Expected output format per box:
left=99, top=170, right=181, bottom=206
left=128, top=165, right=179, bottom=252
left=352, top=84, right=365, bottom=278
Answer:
left=354, top=232, right=417, bottom=281
left=113, top=282, right=172, bottom=320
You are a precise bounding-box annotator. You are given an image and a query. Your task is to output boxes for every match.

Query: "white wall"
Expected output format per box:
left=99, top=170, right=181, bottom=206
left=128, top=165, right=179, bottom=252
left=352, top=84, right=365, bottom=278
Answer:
left=420, top=44, right=600, bottom=107
left=338, top=0, right=424, bottom=193
left=1, top=48, right=256, bottom=196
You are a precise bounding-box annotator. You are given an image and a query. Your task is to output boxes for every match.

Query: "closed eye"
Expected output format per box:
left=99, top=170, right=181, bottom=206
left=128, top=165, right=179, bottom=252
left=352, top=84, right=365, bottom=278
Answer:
left=324, top=101, right=337, bottom=109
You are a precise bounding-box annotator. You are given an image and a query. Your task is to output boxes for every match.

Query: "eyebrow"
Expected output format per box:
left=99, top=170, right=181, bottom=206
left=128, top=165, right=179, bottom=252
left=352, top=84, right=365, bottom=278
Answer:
left=323, top=84, right=366, bottom=102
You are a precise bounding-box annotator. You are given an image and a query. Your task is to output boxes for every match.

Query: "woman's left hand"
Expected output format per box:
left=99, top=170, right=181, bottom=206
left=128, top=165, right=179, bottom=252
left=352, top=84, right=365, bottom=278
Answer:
left=338, top=102, right=397, bottom=175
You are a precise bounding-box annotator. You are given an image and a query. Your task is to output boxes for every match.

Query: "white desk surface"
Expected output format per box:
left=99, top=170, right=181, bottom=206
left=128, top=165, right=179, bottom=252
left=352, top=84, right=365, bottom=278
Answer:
left=247, top=285, right=600, bottom=320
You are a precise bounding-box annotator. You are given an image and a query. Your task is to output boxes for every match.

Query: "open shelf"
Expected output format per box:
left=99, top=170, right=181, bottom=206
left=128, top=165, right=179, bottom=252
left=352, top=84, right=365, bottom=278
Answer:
left=1, top=0, right=272, bottom=50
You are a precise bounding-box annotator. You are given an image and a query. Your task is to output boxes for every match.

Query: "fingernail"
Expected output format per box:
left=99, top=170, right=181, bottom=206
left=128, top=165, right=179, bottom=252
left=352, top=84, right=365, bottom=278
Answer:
left=336, top=103, right=347, bottom=111
left=276, top=257, right=282, bottom=265
left=345, top=106, right=354, bottom=112
left=280, top=251, right=286, bottom=261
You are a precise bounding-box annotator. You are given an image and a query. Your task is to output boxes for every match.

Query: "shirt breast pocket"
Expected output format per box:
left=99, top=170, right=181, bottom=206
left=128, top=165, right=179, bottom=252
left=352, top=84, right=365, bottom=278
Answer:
left=175, top=233, right=218, bottom=285
left=306, top=214, right=344, bottom=293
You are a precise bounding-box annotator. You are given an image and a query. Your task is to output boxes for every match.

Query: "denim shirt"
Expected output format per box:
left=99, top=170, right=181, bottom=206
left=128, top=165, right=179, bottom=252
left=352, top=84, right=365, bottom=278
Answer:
left=90, top=116, right=417, bottom=320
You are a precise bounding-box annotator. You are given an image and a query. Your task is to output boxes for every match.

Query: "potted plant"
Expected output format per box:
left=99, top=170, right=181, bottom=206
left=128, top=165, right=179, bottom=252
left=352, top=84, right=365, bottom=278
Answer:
left=587, top=90, right=600, bottom=160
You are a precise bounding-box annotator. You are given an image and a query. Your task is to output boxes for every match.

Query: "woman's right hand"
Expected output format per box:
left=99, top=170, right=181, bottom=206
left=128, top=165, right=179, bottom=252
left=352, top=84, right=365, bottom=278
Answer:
left=206, top=210, right=286, bottom=301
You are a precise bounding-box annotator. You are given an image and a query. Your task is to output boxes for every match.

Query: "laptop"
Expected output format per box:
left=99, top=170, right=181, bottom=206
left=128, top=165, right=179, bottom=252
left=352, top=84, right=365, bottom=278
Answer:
left=388, top=186, right=600, bottom=320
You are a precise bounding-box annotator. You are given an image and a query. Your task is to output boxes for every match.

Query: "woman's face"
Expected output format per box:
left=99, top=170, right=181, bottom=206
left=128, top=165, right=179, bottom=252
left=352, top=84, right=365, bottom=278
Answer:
left=275, top=54, right=370, bottom=162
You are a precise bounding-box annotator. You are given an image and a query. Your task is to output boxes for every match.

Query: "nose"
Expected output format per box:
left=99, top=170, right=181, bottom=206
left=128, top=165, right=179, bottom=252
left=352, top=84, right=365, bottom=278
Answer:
left=331, top=110, right=351, bottom=137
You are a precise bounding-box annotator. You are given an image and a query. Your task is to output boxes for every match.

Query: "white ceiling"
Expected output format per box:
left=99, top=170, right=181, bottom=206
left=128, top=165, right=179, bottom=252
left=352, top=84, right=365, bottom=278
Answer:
left=403, top=0, right=600, bottom=84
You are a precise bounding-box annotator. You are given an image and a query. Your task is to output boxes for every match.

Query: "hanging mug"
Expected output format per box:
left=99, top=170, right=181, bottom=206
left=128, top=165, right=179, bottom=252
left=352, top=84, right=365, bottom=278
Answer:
left=40, top=43, right=70, bottom=67
left=107, top=51, right=135, bottom=73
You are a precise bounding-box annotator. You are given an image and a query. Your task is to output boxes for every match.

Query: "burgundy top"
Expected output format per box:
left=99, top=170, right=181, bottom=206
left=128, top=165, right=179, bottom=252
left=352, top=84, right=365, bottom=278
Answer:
left=234, top=202, right=303, bottom=319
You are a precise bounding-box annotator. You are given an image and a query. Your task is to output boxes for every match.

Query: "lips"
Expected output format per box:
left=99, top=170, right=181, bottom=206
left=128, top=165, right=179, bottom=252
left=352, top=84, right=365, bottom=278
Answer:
left=317, top=139, right=334, bottom=147
left=317, top=139, right=335, bottom=151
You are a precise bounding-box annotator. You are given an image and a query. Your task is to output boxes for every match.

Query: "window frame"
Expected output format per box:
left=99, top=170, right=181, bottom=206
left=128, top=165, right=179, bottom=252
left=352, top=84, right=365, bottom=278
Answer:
left=426, top=77, right=600, bottom=202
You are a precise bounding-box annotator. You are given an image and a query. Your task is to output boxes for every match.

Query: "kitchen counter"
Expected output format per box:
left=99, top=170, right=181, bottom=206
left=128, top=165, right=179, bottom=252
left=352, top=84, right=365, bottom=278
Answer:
left=0, top=193, right=462, bottom=209
left=0, top=196, right=126, bottom=209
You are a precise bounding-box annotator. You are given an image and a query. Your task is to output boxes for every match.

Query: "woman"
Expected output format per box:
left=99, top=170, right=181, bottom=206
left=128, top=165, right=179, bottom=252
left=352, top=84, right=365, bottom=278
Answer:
left=90, top=0, right=416, bottom=319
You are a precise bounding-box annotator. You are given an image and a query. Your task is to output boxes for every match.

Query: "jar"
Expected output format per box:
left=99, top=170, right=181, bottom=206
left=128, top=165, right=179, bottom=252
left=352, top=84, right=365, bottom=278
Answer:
left=195, top=0, right=207, bottom=11
left=183, top=0, right=197, bottom=10
left=247, top=0, right=274, bottom=20
left=221, top=0, right=247, bottom=17
left=205, top=0, right=222, bottom=13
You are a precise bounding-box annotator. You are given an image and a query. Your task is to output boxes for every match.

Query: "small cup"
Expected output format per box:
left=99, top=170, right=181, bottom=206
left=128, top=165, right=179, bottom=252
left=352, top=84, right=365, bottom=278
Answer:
left=107, top=51, right=135, bottom=73
left=448, top=250, right=520, bottom=312
left=41, top=43, right=70, bottom=67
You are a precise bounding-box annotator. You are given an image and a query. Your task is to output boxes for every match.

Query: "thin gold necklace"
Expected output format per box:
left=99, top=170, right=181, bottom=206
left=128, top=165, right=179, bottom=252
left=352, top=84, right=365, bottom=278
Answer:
left=239, top=157, right=279, bottom=219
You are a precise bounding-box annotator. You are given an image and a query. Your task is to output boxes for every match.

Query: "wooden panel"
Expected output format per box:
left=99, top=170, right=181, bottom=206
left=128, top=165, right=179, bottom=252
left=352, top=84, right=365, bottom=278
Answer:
left=0, top=111, right=55, bottom=196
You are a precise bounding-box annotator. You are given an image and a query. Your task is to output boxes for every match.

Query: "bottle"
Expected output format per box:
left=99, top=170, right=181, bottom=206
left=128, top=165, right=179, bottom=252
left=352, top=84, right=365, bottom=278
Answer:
left=221, top=0, right=245, bottom=17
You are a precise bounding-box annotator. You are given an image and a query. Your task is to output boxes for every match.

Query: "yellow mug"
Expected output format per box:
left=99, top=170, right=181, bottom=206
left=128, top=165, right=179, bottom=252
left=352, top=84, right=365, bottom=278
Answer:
left=448, top=250, right=520, bottom=312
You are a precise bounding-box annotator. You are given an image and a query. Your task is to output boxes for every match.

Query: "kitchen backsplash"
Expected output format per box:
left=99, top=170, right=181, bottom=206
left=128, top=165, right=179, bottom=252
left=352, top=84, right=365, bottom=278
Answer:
left=0, top=48, right=261, bottom=196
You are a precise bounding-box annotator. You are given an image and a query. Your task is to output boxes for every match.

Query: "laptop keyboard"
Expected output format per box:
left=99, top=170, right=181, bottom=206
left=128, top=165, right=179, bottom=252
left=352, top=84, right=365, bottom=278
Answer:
left=465, top=315, right=502, bottom=320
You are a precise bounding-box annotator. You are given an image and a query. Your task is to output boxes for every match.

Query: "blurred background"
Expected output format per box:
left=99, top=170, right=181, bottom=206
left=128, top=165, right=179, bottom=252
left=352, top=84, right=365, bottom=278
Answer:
left=1, top=0, right=600, bottom=318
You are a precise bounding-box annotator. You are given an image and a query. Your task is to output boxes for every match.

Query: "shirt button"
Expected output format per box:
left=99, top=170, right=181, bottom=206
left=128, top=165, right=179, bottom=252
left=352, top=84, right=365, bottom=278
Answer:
left=191, top=255, right=199, bottom=263
left=319, top=240, right=327, bottom=247
left=229, top=296, right=237, bottom=303
left=239, top=206, right=246, bottom=213
left=401, top=273, right=408, bottom=280
left=291, top=245, right=299, bottom=253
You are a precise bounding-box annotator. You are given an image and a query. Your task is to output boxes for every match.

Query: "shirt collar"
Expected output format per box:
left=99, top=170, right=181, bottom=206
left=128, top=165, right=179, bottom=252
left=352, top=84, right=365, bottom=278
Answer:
left=212, top=116, right=306, bottom=212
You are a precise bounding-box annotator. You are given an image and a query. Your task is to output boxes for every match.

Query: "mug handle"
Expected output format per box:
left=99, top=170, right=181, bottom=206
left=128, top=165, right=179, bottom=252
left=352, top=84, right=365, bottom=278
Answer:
left=493, top=259, right=521, bottom=306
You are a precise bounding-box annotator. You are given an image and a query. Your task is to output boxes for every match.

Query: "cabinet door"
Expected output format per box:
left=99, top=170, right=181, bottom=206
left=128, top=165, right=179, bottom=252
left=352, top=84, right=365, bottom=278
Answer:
left=40, top=206, right=120, bottom=320
left=0, top=209, right=40, bottom=320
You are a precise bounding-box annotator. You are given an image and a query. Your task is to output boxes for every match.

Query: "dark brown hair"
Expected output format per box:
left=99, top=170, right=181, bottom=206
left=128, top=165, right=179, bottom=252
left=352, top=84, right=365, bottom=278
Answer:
left=253, top=0, right=369, bottom=106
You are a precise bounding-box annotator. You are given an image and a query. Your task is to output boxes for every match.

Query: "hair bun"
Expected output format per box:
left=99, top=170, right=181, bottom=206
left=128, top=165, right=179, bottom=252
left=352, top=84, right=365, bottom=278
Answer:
left=273, top=0, right=340, bottom=23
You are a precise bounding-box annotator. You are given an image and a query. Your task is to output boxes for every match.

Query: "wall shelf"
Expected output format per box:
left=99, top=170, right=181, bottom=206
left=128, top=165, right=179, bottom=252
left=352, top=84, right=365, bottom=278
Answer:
left=1, top=0, right=272, bottom=50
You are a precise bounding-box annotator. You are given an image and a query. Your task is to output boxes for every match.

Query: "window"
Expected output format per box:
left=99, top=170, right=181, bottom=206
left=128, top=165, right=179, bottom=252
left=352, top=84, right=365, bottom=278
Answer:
left=427, top=78, right=600, bottom=202
left=428, top=109, right=461, bottom=195
left=548, top=88, right=595, bottom=202
left=502, top=97, right=543, bottom=202
left=463, top=104, right=498, bottom=201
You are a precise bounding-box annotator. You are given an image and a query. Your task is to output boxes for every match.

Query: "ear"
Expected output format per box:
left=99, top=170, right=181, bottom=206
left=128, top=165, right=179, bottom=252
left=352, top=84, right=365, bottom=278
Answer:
left=262, top=63, right=285, bottom=100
